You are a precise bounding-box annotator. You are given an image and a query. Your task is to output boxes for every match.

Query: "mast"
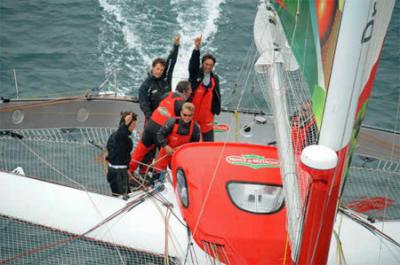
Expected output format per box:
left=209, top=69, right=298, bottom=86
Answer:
left=256, top=0, right=395, bottom=264
left=268, top=61, right=303, bottom=259
left=297, top=0, right=395, bottom=264
left=254, top=1, right=303, bottom=259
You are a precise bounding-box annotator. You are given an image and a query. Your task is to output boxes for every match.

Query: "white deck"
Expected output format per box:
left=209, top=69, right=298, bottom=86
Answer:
left=1, top=171, right=399, bottom=264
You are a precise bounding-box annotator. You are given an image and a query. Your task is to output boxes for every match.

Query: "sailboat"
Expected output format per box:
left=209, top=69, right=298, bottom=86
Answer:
left=1, top=0, right=399, bottom=264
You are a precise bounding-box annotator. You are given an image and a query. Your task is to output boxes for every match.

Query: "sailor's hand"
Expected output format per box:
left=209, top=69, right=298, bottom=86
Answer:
left=165, top=145, right=175, bottom=156
left=124, top=113, right=133, bottom=125
left=194, top=35, right=202, bottom=49
left=127, top=170, right=134, bottom=181
left=173, top=35, right=180, bottom=45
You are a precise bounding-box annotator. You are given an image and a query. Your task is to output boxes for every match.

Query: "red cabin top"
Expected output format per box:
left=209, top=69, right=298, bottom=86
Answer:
left=171, top=142, right=291, bottom=265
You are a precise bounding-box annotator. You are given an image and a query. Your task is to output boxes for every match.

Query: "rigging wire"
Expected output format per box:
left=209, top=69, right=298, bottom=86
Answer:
left=7, top=134, right=179, bottom=263
left=377, top=88, right=400, bottom=263
left=332, top=230, right=347, bottom=265
left=339, top=207, right=400, bottom=249
left=2, top=188, right=162, bottom=264
left=191, top=38, right=260, bottom=240
left=1, top=4, right=397, bottom=265
left=164, top=208, right=172, bottom=265
left=126, top=153, right=195, bottom=262
left=333, top=206, right=346, bottom=265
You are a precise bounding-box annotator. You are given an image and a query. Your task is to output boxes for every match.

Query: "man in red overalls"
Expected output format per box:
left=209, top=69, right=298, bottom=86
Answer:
left=152, top=102, right=201, bottom=183
left=129, top=81, right=192, bottom=178
left=189, top=36, right=221, bottom=142
left=291, top=100, right=318, bottom=154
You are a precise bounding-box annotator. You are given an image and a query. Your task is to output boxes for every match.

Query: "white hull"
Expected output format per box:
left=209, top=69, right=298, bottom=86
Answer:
left=1, top=170, right=399, bottom=264
left=0, top=171, right=210, bottom=264
left=328, top=212, right=400, bottom=265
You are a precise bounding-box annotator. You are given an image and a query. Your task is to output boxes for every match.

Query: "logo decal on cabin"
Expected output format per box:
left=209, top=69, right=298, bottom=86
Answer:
left=226, top=154, right=279, bottom=169
left=157, top=107, right=170, bottom=117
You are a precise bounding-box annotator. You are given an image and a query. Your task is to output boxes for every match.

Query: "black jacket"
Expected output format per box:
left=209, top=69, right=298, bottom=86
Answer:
left=188, top=49, right=221, bottom=115
left=139, top=44, right=179, bottom=118
left=106, top=123, right=133, bottom=166
left=156, top=118, right=201, bottom=147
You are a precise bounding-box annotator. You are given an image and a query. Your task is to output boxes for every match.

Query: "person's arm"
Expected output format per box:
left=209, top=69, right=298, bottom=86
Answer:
left=156, top=118, right=175, bottom=148
left=163, top=36, right=180, bottom=88
left=114, top=114, right=133, bottom=140
left=174, top=99, right=184, bottom=116
left=114, top=114, right=134, bottom=163
left=189, top=36, right=202, bottom=81
left=190, top=123, right=201, bottom=142
left=138, top=79, right=152, bottom=119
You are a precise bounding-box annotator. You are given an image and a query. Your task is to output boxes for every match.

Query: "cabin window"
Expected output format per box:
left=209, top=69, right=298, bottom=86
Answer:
left=176, top=168, right=189, bottom=208
left=227, top=182, right=284, bottom=214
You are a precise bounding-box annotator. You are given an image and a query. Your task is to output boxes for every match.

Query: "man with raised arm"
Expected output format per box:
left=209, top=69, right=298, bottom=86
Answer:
left=139, top=35, right=180, bottom=125
left=188, top=35, right=221, bottom=142
left=137, top=35, right=180, bottom=176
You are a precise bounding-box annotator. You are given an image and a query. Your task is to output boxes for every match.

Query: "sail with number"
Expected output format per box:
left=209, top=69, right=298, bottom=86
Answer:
left=254, top=0, right=396, bottom=263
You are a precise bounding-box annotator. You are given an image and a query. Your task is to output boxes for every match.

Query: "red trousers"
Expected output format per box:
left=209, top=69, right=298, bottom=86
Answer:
left=129, top=141, right=155, bottom=173
left=153, top=148, right=171, bottom=173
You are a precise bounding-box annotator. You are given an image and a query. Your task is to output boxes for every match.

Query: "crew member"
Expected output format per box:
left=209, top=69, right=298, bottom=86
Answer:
left=129, top=81, right=192, bottom=176
left=291, top=100, right=318, bottom=153
left=152, top=102, right=200, bottom=182
left=106, top=112, right=137, bottom=196
left=139, top=35, right=180, bottom=125
left=188, top=35, right=221, bottom=142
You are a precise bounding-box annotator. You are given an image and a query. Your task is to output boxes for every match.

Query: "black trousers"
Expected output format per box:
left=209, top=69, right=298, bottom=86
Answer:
left=107, top=167, right=129, bottom=196
left=202, top=130, right=214, bottom=142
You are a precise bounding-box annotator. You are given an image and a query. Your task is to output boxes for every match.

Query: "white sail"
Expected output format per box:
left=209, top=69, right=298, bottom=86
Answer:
left=320, top=0, right=395, bottom=150
left=254, top=1, right=304, bottom=259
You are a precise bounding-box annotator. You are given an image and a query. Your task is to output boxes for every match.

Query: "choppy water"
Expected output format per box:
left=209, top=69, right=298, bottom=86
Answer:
left=1, top=0, right=398, bottom=129
left=0, top=1, right=399, bottom=264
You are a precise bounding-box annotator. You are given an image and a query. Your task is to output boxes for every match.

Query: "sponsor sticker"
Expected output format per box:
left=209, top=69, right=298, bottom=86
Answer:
left=158, top=107, right=171, bottom=117
left=347, top=197, right=395, bottom=213
left=213, top=123, right=230, bottom=132
left=226, top=154, right=279, bottom=169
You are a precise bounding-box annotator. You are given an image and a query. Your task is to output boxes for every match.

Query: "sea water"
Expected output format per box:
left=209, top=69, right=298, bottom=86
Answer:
left=0, top=0, right=398, bottom=130
left=0, top=1, right=399, bottom=263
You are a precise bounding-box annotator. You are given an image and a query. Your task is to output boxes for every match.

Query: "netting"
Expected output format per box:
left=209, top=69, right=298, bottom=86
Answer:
left=253, top=1, right=399, bottom=262
left=256, top=53, right=400, bottom=252
left=342, top=157, right=400, bottom=221
left=283, top=69, right=320, bottom=204
left=255, top=63, right=318, bottom=256
left=0, top=214, right=178, bottom=265
left=0, top=127, right=140, bottom=196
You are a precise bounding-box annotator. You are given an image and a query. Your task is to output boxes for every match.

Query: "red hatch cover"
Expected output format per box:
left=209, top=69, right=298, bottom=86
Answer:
left=171, top=142, right=291, bottom=265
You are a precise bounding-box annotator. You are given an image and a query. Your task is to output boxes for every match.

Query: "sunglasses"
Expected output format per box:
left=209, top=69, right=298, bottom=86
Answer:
left=181, top=112, right=193, bottom=117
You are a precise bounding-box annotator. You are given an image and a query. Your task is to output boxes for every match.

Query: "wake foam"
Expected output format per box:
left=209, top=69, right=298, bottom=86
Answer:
left=97, top=0, right=224, bottom=94
left=171, top=0, right=225, bottom=89
left=98, top=0, right=154, bottom=94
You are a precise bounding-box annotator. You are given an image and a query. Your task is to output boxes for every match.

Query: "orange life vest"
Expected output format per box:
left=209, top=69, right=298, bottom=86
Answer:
left=191, top=77, right=216, bottom=133
left=167, top=119, right=195, bottom=148
left=151, top=92, right=184, bottom=126
left=154, top=119, right=195, bottom=172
